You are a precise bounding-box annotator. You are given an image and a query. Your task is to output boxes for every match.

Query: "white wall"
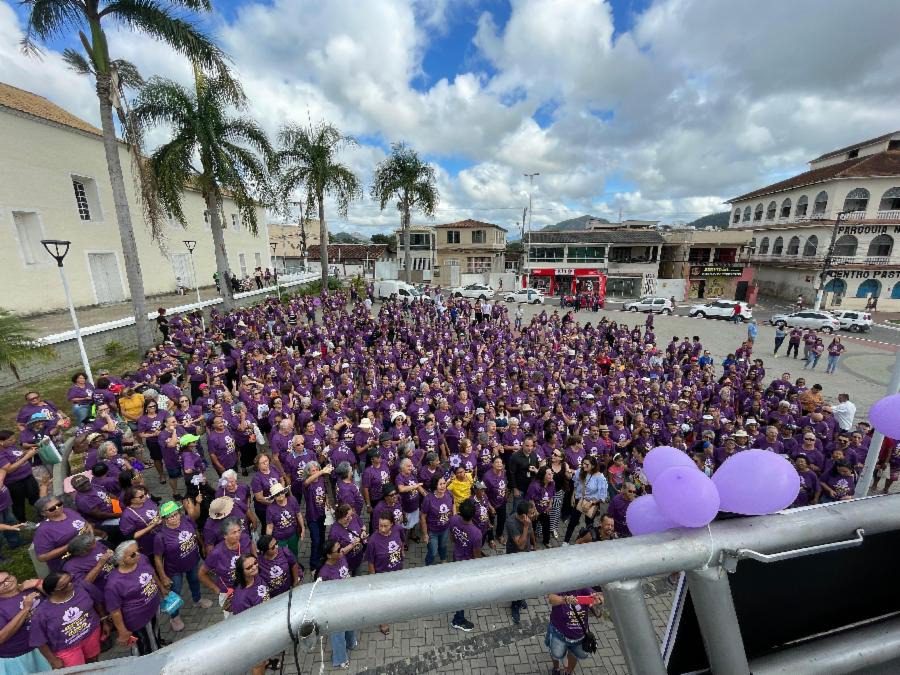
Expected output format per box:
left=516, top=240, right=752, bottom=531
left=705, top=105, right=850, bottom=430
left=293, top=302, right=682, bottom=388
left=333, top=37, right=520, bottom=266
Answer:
left=656, top=278, right=687, bottom=301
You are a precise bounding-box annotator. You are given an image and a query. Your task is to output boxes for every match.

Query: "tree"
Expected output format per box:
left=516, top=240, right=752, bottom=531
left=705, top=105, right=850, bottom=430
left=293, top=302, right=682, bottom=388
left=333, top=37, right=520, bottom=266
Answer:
left=274, top=123, right=362, bottom=288
left=0, top=310, right=55, bottom=380
left=130, top=69, right=273, bottom=311
left=371, top=143, right=439, bottom=283
left=21, top=0, right=225, bottom=353
left=370, top=233, right=396, bottom=254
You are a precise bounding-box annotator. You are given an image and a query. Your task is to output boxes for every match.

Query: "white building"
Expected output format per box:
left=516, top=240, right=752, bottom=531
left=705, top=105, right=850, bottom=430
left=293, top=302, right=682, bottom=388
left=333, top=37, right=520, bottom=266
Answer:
left=727, top=131, right=900, bottom=310
left=0, top=82, right=270, bottom=314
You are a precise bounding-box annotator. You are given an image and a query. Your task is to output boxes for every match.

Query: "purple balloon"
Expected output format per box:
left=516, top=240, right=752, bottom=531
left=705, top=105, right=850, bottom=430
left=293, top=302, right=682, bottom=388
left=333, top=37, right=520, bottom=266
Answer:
left=654, top=466, right=721, bottom=528
left=644, top=446, right=697, bottom=484
left=869, top=393, right=900, bottom=440
left=626, top=495, right=678, bottom=536
left=711, top=450, right=801, bottom=515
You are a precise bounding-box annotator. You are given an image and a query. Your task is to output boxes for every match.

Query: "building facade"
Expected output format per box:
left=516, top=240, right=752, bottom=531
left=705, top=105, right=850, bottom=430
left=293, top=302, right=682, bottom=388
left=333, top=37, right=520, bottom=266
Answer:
left=434, top=219, right=506, bottom=284
left=659, top=229, right=756, bottom=302
left=0, top=82, right=271, bottom=314
left=393, top=225, right=436, bottom=282
left=268, top=221, right=321, bottom=273
left=728, top=131, right=900, bottom=309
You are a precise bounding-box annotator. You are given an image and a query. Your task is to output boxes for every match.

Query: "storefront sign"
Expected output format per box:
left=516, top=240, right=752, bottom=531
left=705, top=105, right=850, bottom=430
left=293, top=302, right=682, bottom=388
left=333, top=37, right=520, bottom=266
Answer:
left=830, top=269, right=900, bottom=280
left=837, top=224, right=900, bottom=236
left=689, top=264, right=743, bottom=277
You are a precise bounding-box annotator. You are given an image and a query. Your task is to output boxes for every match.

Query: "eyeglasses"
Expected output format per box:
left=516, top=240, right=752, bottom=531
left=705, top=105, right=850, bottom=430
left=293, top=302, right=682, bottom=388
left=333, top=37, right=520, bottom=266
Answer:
left=245, top=561, right=259, bottom=569
left=126, top=551, right=139, bottom=559
left=804, top=437, right=816, bottom=441
left=45, top=503, right=62, bottom=513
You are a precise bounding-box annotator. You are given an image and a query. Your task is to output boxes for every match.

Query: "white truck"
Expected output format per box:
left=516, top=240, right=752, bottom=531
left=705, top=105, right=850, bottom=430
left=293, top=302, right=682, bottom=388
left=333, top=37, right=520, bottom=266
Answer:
left=373, top=280, right=428, bottom=301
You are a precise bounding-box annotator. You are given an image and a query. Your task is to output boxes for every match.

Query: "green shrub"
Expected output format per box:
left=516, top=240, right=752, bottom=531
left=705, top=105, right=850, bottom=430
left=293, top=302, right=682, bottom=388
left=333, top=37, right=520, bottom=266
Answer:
left=104, top=340, right=125, bottom=357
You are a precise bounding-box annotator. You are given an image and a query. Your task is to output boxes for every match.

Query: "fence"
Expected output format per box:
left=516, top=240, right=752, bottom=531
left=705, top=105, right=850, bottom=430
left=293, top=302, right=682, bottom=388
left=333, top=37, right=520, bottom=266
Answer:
left=57, top=494, right=900, bottom=675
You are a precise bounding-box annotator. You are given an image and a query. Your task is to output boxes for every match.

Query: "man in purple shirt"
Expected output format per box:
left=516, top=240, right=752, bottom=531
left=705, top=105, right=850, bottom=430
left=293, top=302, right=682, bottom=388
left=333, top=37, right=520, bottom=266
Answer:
left=448, top=499, right=482, bottom=632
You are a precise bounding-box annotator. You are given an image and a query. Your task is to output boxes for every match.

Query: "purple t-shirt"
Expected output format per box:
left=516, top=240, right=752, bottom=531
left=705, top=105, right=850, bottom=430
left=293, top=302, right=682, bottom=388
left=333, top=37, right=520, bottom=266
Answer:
left=266, top=496, right=303, bottom=540
left=104, top=556, right=162, bottom=632
left=317, top=557, right=352, bottom=581
left=207, top=430, right=238, bottom=470
left=335, top=480, right=365, bottom=515
left=449, top=515, right=483, bottom=561
left=0, top=591, right=41, bottom=657
left=153, top=519, right=201, bottom=576
left=329, top=515, right=367, bottom=570
left=0, top=446, right=33, bottom=483
left=119, top=499, right=160, bottom=557
left=33, top=509, right=92, bottom=572
left=203, top=534, right=252, bottom=591
left=29, top=583, right=101, bottom=653
left=395, top=472, right=422, bottom=513
left=304, top=476, right=328, bottom=522
left=362, top=464, right=391, bottom=503
left=483, top=469, right=508, bottom=509
left=421, top=491, right=454, bottom=533
left=364, top=525, right=404, bottom=573
left=231, top=579, right=271, bottom=614
left=549, top=588, right=593, bottom=640
left=63, top=541, right=115, bottom=593
left=258, top=547, right=299, bottom=597
left=251, top=468, right=285, bottom=499
left=525, top=480, right=556, bottom=514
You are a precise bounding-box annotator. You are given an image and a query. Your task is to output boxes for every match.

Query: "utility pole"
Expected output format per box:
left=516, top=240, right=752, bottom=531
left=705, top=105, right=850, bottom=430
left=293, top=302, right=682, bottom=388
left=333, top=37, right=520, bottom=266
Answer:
left=524, top=173, right=539, bottom=286
left=814, top=210, right=848, bottom=310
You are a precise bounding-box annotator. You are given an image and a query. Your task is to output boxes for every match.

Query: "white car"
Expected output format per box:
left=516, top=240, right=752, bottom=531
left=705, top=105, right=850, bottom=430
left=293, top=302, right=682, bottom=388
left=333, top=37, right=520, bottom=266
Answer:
left=623, top=297, right=674, bottom=314
left=503, top=288, right=545, bottom=304
left=769, top=310, right=841, bottom=333
left=832, top=310, right=873, bottom=332
left=689, top=300, right=753, bottom=322
left=449, top=283, right=495, bottom=300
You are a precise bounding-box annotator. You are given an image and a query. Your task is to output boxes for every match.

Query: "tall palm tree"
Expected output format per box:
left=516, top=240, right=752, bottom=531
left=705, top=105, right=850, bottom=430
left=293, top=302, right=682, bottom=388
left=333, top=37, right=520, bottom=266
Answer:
left=21, top=0, right=225, bottom=352
left=371, top=143, right=439, bottom=283
left=130, top=69, right=273, bottom=311
left=275, top=123, right=362, bottom=288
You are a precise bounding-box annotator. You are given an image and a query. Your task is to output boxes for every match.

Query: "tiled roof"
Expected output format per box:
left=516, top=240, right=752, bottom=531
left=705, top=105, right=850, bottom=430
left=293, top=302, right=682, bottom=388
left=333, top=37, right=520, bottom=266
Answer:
left=812, top=131, right=899, bottom=162
left=306, top=244, right=387, bottom=261
left=528, top=230, right=665, bottom=244
left=728, top=151, right=900, bottom=203
left=435, top=219, right=508, bottom=232
left=0, top=82, right=101, bottom=136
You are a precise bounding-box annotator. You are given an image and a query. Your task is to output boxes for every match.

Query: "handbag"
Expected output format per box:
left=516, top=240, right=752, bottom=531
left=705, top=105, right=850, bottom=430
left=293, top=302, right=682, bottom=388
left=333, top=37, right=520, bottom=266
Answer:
left=37, top=438, right=62, bottom=465
left=572, top=603, right=597, bottom=653
left=575, top=498, right=598, bottom=519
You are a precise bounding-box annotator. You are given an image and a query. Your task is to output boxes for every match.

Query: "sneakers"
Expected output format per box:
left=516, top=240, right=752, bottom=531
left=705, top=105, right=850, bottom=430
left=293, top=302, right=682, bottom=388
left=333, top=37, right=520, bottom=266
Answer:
left=451, top=619, right=474, bottom=632
left=194, top=598, right=213, bottom=609
left=170, top=616, right=185, bottom=632
left=337, top=661, right=350, bottom=670
left=511, top=604, right=520, bottom=625
left=520, top=600, right=528, bottom=609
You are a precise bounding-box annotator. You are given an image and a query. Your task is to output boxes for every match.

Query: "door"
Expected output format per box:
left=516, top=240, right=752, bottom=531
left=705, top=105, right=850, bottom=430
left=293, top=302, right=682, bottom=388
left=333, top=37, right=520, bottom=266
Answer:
left=88, top=252, right=125, bottom=304
left=735, top=280, right=749, bottom=302
left=171, top=253, right=194, bottom=289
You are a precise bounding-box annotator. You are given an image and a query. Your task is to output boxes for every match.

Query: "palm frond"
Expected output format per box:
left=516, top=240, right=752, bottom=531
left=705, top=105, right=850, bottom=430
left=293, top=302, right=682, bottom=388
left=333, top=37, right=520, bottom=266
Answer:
left=112, top=59, right=145, bottom=89
left=61, top=47, right=92, bottom=75
left=0, top=309, right=55, bottom=380
left=19, top=0, right=86, bottom=48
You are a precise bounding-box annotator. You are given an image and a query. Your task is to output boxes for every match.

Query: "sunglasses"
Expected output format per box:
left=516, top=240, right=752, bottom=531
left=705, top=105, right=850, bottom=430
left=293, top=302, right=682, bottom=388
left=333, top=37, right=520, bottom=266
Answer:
left=45, top=503, right=62, bottom=513
left=804, top=437, right=816, bottom=441
left=126, top=551, right=139, bottom=559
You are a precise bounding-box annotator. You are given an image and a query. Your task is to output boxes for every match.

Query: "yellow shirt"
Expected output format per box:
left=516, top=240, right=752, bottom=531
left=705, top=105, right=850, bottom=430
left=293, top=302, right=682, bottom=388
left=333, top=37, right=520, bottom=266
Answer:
left=118, top=393, right=145, bottom=422
left=447, top=473, right=474, bottom=508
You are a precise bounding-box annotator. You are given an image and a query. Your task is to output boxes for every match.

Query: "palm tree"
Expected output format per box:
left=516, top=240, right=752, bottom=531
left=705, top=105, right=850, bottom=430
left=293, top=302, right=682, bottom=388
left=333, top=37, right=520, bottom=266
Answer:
left=275, top=123, right=362, bottom=288
left=130, top=69, right=273, bottom=311
left=371, top=143, right=440, bottom=283
left=0, top=310, right=55, bottom=380
left=21, top=0, right=225, bottom=352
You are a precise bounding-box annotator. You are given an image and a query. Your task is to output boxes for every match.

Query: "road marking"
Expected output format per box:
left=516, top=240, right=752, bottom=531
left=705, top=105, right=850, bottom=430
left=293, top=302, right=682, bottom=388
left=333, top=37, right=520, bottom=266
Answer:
left=842, top=335, right=898, bottom=351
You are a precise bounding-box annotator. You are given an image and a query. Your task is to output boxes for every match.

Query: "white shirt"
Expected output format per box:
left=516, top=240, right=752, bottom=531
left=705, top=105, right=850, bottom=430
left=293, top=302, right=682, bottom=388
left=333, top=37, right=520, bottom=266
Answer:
left=831, top=400, right=856, bottom=430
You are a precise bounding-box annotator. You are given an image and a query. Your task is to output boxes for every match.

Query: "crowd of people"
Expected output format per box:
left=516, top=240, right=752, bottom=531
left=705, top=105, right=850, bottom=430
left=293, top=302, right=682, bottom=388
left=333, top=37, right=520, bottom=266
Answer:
left=0, top=285, right=893, bottom=675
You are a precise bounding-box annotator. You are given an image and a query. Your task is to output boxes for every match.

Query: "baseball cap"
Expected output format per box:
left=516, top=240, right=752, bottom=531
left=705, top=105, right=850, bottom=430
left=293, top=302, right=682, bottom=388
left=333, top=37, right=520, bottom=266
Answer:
left=179, top=434, right=201, bottom=447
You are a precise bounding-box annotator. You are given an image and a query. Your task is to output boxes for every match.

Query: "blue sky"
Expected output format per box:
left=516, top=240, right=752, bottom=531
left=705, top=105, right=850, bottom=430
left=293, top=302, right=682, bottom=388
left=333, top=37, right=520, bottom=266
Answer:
left=2, top=0, right=899, bottom=233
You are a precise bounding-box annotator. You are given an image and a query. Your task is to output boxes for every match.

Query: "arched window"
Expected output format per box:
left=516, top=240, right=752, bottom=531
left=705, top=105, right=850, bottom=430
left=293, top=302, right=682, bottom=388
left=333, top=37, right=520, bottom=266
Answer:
left=867, top=234, right=894, bottom=257
left=765, top=201, right=777, bottom=220
left=759, top=237, right=770, bottom=254
left=803, top=235, right=818, bottom=257
left=842, top=187, right=870, bottom=213
left=795, top=195, right=809, bottom=217
left=742, top=206, right=751, bottom=222
left=780, top=198, right=792, bottom=218
left=813, top=191, right=828, bottom=216
left=832, top=235, right=858, bottom=257
left=824, top=278, right=846, bottom=295
left=750, top=238, right=757, bottom=254
left=892, top=281, right=900, bottom=300
left=772, top=237, right=784, bottom=255
left=856, top=279, right=882, bottom=299
left=732, top=209, right=741, bottom=224
left=787, top=236, right=800, bottom=255
left=878, top=187, right=900, bottom=212
left=753, top=204, right=764, bottom=221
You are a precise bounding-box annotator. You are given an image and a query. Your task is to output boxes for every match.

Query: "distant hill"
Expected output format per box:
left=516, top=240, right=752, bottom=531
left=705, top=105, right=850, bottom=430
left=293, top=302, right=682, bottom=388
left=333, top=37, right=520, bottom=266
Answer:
left=541, top=215, right=610, bottom=231
left=686, top=212, right=731, bottom=229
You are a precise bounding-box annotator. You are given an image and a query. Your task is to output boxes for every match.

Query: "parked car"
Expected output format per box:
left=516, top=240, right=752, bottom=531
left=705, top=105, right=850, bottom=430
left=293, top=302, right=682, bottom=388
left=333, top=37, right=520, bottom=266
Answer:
left=503, top=288, right=545, bottom=304
left=769, top=310, right=841, bottom=333
left=449, top=283, right=495, bottom=300
left=832, top=310, right=873, bottom=332
left=373, top=280, right=430, bottom=301
left=622, top=297, right=674, bottom=314
left=688, top=300, right=753, bottom=322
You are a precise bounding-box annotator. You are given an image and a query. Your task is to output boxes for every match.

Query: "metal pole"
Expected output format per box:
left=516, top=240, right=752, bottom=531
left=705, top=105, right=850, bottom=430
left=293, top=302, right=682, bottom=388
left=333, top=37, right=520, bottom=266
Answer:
left=686, top=566, right=751, bottom=675
left=855, top=347, right=900, bottom=496
left=187, top=251, right=205, bottom=332
left=815, top=211, right=846, bottom=311
left=524, top=173, right=539, bottom=287
left=58, top=265, right=93, bottom=383
left=604, top=579, right=667, bottom=675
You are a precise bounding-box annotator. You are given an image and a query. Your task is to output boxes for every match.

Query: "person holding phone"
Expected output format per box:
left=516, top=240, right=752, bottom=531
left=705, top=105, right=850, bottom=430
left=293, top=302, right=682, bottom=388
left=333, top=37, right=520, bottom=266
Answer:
left=546, top=589, right=602, bottom=675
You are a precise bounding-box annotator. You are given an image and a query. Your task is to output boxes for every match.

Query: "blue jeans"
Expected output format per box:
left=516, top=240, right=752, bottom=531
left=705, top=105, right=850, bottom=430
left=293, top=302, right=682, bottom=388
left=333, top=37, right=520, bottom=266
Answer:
left=308, top=516, right=326, bottom=571
left=329, top=630, right=357, bottom=666
left=169, top=564, right=202, bottom=617
left=72, top=404, right=91, bottom=425
left=826, top=354, right=840, bottom=373
left=425, top=529, right=449, bottom=566
left=0, top=505, right=21, bottom=549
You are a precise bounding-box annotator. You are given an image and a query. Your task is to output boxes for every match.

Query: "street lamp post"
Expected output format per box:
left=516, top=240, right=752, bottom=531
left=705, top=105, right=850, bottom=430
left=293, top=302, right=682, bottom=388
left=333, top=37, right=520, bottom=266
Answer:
left=270, top=241, right=281, bottom=299
left=41, top=240, right=93, bottom=383
left=182, top=240, right=205, bottom=331
left=814, top=210, right=849, bottom=311
left=524, top=173, right=539, bottom=287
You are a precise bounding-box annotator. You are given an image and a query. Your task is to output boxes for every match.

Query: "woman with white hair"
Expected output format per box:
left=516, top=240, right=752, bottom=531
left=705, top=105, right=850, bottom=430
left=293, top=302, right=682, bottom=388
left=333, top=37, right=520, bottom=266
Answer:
left=303, top=460, right=333, bottom=571
left=104, top=540, right=165, bottom=655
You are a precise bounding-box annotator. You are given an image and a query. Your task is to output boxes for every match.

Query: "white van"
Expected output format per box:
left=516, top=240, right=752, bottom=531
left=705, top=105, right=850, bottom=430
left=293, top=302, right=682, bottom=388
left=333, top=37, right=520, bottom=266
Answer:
left=374, top=280, right=427, bottom=301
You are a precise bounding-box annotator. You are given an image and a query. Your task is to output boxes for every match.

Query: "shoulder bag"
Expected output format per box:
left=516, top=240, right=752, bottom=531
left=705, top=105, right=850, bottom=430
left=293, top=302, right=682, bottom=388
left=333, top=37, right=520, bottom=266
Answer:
left=573, top=604, right=597, bottom=653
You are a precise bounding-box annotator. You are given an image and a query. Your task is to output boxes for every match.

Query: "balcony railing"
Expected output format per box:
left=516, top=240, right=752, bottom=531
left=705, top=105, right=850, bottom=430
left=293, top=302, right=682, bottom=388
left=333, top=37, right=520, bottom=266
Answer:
left=843, top=210, right=867, bottom=220
left=877, top=209, right=900, bottom=220
left=753, top=253, right=899, bottom=267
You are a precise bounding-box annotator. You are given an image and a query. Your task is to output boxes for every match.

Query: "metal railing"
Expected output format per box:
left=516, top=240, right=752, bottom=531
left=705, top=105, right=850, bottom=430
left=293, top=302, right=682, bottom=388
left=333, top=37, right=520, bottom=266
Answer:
left=58, top=495, right=900, bottom=675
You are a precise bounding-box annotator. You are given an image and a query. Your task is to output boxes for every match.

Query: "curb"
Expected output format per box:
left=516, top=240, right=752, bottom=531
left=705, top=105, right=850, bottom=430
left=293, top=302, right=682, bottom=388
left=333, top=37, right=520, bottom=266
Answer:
left=875, top=322, right=900, bottom=332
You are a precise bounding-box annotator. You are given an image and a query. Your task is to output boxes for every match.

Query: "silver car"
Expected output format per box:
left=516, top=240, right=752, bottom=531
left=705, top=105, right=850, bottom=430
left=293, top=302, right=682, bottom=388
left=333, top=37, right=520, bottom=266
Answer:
left=769, top=310, right=841, bottom=333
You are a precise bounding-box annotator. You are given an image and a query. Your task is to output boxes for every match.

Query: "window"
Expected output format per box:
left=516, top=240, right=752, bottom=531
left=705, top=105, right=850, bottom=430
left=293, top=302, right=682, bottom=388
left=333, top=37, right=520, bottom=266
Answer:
left=688, top=248, right=711, bottom=263
left=609, top=247, right=631, bottom=263
left=530, top=247, right=564, bottom=262
left=856, top=279, right=882, bottom=299
left=772, top=237, right=784, bottom=255
left=803, top=236, right=818, bottom=257
left=842, top=188, right=869, bottom=213
left=759, top=237, right=770, bottom=255
left=824, top=279, right=847, bottom=296
left=753, top=204, right=764, bottom=221
left=795, top=195, right=809, bottom=217
left=71, top=176, right=101, bottom=221
left=167, top=212, right=180, bottom=229
left=780, top=198, right=792, bottom=218
left=867, top=234, right=894, bottom=257
left=786, top=236, right=800, bottom=255
left=832, top=235, right=858, bottom=257
left=742, top=206, right=751, bottom=222
left=238, top=253, right=247, bottom=277
left=73, top=180, right=90, bottom=220
left=496, top=230, right=505, bottom=244
left=12, top=211, right=45, bottom=265
left=813, top=191, right=828, bottom=216
left=254, top=252, right=262, bottom=268
left=466, top=256, right=492, bottom=273
left=412, top=257, right=431, bottom=270
left=714, top=248, right=737, bottom=263
left=878, top=187, right=900, bottom=212
left=567, top=246, right=606, bottom=262
left=732, top=209, right=741, bottom=224
left=847, top=149, right=859, bottom=159
left=765, top=201, right=777, bottom=220
left=472, top=230, right=486, bottom=244
left=446, top=230, right=460, bottom=244
left=203, top=210, right=211, bottom=230
left=231, top=213, right=240, bottom=232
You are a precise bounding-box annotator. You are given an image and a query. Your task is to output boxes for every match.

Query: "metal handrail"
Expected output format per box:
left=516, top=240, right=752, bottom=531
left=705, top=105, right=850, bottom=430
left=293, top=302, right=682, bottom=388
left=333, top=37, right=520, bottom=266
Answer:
left=57, top=495, right=900, bottom=675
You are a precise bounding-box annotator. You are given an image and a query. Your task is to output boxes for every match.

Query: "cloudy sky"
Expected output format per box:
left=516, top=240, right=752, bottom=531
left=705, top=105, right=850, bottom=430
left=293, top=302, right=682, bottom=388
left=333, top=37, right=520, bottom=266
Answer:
left=3, top=0, right=900, bottom=236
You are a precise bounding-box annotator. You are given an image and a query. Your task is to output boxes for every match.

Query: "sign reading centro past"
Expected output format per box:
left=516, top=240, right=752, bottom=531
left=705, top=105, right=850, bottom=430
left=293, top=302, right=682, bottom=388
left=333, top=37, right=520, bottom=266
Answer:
left=689, top=264, right=743, bottom=277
